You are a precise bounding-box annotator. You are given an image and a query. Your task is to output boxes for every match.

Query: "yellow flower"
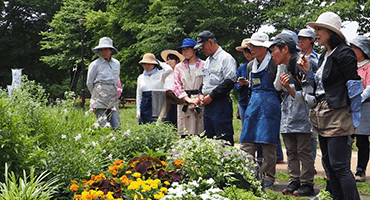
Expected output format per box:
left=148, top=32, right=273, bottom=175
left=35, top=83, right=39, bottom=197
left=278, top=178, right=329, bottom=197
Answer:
left=164, top=181, right=170, bottom=185
left=70, top=184, right=79, bottom=192
left=133, top=172, right=141, bottom=178
left=74, top=194, right=82, bottom=199
left=160, top=187, right=168, bottom=193
left=125, top=170, right=132, bottom=174
left=127, top=181, right=140, bottom=190
left=161, top=161, right=167, bottom=166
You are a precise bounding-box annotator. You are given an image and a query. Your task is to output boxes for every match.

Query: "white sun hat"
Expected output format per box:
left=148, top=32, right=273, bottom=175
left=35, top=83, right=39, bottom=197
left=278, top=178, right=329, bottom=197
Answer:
left=92, top=37, right=118, bottom=55
left=307, top=12, right=345, bottom=39
left=247, top=32, right=272, bottom=48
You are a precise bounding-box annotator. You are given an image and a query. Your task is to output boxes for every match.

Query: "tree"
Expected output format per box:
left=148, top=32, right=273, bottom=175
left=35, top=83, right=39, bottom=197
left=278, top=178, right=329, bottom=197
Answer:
left=0, top=0, right=63, bottom=98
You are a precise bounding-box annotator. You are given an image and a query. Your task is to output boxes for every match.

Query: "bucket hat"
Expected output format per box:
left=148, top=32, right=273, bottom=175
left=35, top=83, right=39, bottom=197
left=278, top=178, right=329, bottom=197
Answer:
left=307, top=12, right=345, bottom=39
left=350, top=35, right=370, bottom=58
left=247, top=32, right=272, bottom=48
left=138, top=53, right=158, bottom=65
left=270, top=33, right=301, bottom=52
left=298, top=28, right=316, bottom=39
left=176, top=38, right=201, bottom=56
left=92, top=37, right=118, bottom=55
left=236, top=38, right=251, bottom=51
left=161, top=50, right=185, bottom=62
left=194, top=30, right=215, bottom=49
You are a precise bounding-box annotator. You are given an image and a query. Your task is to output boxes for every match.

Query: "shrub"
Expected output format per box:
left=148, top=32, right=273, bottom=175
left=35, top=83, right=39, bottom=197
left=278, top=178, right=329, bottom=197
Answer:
left=167, top=136, right=266, bottom=198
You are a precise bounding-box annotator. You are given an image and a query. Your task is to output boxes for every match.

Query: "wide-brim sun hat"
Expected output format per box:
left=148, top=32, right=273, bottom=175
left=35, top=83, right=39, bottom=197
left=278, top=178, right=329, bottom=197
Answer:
left=247, top=32, right=272, bottom=48
left=161, top=50, right=185, bottom=62
left=307, top=11, right=345, bottom=39
left=138, top=53, right=158, bottom=65
left=350, top=35, right=370, bottom=58
left=92, top=37, right=118, bottom=55
left=236, top=38, right=251, bottom=51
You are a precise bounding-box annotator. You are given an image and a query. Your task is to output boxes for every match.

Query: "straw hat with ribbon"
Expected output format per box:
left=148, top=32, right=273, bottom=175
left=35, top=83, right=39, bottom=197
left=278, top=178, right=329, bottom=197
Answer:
left=161, top=50, right=185, bottom=62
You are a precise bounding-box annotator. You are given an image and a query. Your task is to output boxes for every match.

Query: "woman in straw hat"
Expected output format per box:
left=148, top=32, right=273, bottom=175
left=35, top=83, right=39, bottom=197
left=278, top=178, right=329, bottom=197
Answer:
left=298, top=12, right=362, bottom=199
left=350, top=35, right=370, bottom=182
left=87, top=37, right=121, bottom=129
left=158, top=50, right=184, bottom=125
left=136, top=53, right=173, bottom=124
left=172, top=38, right=205, bottom=137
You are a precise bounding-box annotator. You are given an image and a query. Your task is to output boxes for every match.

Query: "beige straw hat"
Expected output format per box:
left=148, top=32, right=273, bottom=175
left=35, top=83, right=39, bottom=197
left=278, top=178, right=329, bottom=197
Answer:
left=160, top=50, right=185, bottom=62
left=138, top=53, right=158, bottom=65
left=235, top=38, right=251, bottom=51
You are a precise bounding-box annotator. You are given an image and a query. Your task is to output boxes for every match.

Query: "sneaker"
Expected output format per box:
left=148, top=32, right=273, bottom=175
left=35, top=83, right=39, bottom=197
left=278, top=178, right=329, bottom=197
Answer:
left=355, top=171, right=366, bottom=182
left=263, top=180, right=274, bottom=189
left=282, top=181, right=300, bottom=195
left=293, top=184, right=314, bottom=196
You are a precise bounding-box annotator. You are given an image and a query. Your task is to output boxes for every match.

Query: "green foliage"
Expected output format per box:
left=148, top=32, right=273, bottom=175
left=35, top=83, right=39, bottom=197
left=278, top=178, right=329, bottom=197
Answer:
left=221, top=185, right=260, bottom=200
left=0, top=164, right=60, bottom=200
left=168, top=136, right=265, bottom=198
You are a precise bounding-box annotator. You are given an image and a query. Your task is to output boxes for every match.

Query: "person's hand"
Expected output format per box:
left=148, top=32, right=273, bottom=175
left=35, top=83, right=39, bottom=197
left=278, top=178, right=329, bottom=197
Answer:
left=237, top=77, right=249, bottom=86
left=201, top=94, right=212, bottom=106
left=136, top=114, right=140, bottom=119
left=279, top=73, right=290, bottom=89
left=297, top=56, right=310, bottom=74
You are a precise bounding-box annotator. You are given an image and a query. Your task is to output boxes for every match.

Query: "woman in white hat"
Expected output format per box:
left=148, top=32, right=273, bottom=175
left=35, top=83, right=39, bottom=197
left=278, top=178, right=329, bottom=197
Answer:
left=350, top=35, right=370, bottom=182
left=299, top=12, right=362, bottom=199
left=87, top=37, right=121, bottom=129
left=136, top=53, right=173, bottom=124
left=158, top=50, right=184, bottom=125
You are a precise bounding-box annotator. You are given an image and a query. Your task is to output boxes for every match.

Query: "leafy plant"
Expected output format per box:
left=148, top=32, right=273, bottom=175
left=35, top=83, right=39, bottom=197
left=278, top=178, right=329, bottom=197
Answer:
left=167, top=136, right=265, bottom=198
left=0, top=164, right=60, bottom=200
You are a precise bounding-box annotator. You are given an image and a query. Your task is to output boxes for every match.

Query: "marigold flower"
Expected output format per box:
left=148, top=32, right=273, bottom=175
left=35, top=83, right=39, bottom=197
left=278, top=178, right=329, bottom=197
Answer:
left=133, top=172, right=141, bottom=178
left=74, top=194, right=82, bottom=199
left=161, top=161, right=167, bottom=166
left=173, top=159, right=184, bottom=167
left=70, top=184, right=79, bottom=192
left=164, top=181, right=170, bottom=185
left=71, top=180, right=78, bottom=184
left=160, top=187, right=168, bottom=193
left=125, top=170, right=132, bottom=174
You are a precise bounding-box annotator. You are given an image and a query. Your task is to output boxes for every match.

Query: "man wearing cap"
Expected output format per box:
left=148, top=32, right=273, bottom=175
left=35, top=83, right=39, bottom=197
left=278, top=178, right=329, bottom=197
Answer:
left=87, top=37, right=121, bottom=129
left=173, top=38, right=205, bottom=137
left=238, top=32, right=280, bottom=188
left=270, top=32, right=315, bottom=196
left=194, top=30, right=237, bottom=146
left=350, top=35, right=370, bottom=182
left=297, top=28, right=319, bottom=171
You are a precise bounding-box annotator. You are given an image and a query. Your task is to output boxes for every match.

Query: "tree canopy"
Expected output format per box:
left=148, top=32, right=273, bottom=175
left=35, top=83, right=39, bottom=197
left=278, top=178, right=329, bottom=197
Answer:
left=1, top=0, right=369, bottom=98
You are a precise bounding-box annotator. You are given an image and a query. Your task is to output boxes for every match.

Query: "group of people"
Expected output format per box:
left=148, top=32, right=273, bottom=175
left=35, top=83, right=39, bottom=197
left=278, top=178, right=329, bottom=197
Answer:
left=86, top=11, right=370, bottom=200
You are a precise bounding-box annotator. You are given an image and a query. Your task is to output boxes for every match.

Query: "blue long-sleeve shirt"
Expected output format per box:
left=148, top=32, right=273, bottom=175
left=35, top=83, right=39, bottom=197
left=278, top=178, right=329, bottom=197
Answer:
left=235, top=62, right=251, bottom=107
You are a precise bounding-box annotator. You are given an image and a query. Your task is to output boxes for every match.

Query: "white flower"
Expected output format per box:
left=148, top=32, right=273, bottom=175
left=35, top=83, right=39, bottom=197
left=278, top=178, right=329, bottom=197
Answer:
left=103, top=123, right=111, bottom=128
left=85, top=111, right=90, bottom=116
left=61, top=134, right=67, bottom=139
left=74, top=134, right=82, bottom=141
left=81, top=150, right=86, bottom=154
left=106, top=154, right=112, bottom=159
left=206, top=178, right=215, bottom=184
left=93, top=122, right=99, bottom=129
left=63, top=109, right=67, bottom=112
left=102, top=149, right=106, bottom=154
left=207, top=187, right=222, bottom=193
left=92, top=141, right=98, bottom=147
left=188, top=180, right=199, bottom=187
left=110, top=136, right=116, bottom=141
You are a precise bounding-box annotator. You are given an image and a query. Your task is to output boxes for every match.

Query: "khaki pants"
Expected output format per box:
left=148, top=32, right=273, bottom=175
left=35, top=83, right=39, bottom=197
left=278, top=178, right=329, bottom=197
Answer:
left=282, top=133, right=315, bottom=184
left=240, top=142, right=276, bottom=183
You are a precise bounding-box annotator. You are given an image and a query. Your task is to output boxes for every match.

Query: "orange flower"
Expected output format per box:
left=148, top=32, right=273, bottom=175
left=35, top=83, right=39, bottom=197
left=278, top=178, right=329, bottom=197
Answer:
left=74, top=194, right=83, bottom=199
left=71, top=180, right=78, bottom=184
left=173, top=159, right=184, bottom=167
left=113, top=160, right=123, bottom=165
left=70, top=184, right=79, bottom=192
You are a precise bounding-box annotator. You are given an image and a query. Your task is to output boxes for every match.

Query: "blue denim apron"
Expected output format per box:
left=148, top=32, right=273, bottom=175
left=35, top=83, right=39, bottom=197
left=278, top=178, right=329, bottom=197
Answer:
left=139, top=91, right=153, bottom=124
left=240, top=69, right=281, bottom=145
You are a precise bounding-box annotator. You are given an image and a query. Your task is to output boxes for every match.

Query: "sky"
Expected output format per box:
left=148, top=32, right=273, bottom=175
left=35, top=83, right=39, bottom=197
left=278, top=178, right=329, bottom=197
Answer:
left=259, top=21, right=369, bottom=41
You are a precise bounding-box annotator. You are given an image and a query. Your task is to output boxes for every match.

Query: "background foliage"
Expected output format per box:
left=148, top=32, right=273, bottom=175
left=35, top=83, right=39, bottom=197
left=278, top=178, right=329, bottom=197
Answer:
left=1, top=0, right=369, bottom=98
